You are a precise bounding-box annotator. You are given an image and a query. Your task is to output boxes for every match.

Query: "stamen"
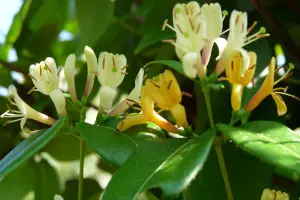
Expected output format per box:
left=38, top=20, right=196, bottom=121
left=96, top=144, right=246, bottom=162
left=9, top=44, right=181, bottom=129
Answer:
left=189, top=18, right=195, bottom=31
left=57, top=67, right=63, bottom=76
left=184, top=5, right=189, bottom=15
left=182, top=91, right=192, bottom=98
left=275, top=65, right=286, bottom=73
left=273, top=87, right=287, bottom=92
left=248, top=64, right=256, bottom=70
left=220, top=28, right=230, bottom=35
left=274, top=63, right=294, bottom=86
left=121, top=72, right=128, bottom=75
left=28, top=74, right=37, bottom=82
left=195, top=12, right=201, bottom=18
left=121, top=64, right=129, bottom=70
left=175, top=24, right=185, bottom=35
left=167, top=80, right=173, bottom=89
left=126, top=98, right=141, bottom=106
left=150, top=80, right=160, bottom=88
left=162, top=19, right=176, bottom=33
left=27, top=86, right=36, bottom=95
left=222, top=10, right=228, bottom=21
left=275, top=92, right=300, bottom=102
left=235, top=15, right=240, bottom=25
left=3, top=118, right=22, bottom=126
left=7, top=96, right=16, bottom=106
left=247, top=21, right=257, bottom=34
left=243, top=33, right=270, bottom=46
left=40, top=65, right=42, bottom=76
left=102, top=57, right=105, bottom=69
left=92, top=71, right=100, bottom=75
left=157, top=109, right=164, bottom=114
left=44, top=63, right=51, bottom=73
left=112, top=56, right=116, bottom=68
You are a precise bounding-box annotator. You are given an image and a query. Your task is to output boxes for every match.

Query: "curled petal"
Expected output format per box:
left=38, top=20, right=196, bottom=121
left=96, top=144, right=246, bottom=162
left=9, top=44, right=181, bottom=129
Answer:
left=201, top=40, right=214, bottom=67
left=215, top=37, right=227, bottom=60
left=231, top=84, right=243, bottom=111
left=64, top=54, right=78, bottom=103
left=117, top=113, right=148, bottom=132
left=170, top=104, right=188, bottom=128
left=241, top=51, right=256, bottom=85
left=271, top=93, right=287, bottom=116
left=84, top=46, right=97, bottom=97
left=182, top=52, right=198, bottom=78
left=49, top=89, right=67, bottom=116
left=100, top=85, right=115, bottom=110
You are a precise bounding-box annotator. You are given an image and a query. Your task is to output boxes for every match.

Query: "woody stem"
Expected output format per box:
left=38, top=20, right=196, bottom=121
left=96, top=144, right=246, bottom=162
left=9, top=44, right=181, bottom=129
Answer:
left=203, top=88, right=233, bottom=200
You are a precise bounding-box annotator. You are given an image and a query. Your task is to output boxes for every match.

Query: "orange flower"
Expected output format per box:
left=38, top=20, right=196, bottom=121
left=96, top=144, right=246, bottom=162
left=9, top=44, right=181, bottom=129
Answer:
left=223, top=51, right=256, bottom=111
left=245, top=57, right=295, bottom=116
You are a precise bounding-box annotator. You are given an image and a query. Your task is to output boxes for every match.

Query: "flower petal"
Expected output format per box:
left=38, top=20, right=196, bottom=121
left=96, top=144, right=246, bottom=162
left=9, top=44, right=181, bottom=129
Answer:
left=182, top=52, right=198, bottom=78
left=271, top=93, right=287, bottom=116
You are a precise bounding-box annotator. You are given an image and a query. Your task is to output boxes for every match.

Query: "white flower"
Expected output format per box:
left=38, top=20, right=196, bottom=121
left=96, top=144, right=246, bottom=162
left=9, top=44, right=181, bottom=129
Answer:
left=64, top=54, right=78, bottom=103
left=29, top=57, right=59, bottom=95
left=97, top=52, right=127, bottom=109
left=1, top=85, right=56, bottom=133
left=260, top=189, right=289, bottom=200
left=109, top=68, right=144, bottom=116
left=215, top=10, right=269, bottom=75
left=162, top=1, right=206, bottom=78
left=29, top=57, right=67, bottom=116
left=83, top=46, right=97, bottom=97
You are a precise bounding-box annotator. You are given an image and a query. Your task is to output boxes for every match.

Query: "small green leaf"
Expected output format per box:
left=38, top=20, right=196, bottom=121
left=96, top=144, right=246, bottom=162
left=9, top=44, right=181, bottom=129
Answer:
left=102, top=129, right=215, bottom=200
left=76, top=122, right=137, bottom=167
left=134, top=29, right=175, bottom=54
left=76, top=0, right=114, bottom=50
left=217, top=121, right=300, bottom=180
left=0, top=117, right=66, bottom=179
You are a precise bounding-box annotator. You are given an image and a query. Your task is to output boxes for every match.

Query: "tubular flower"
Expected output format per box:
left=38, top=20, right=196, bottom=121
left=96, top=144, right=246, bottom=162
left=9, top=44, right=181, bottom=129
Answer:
left=245, top=57, right=296, bottom=116
left=83, top=46, right=97, bottom=97
left=1, top=85, right=56, bottom=133
left=109, top=68, right=144, bottom=116
left=200, top=3, right=225, bottom=67
left=29, top=57, right=67, bottom=116
left=64, top=54, right=78, bottom=103
left=224, top=51, right=257, bottom=111
left=117, top=87, right=179, bottom=133
left=215, top=10, right=269, bottom=75
left=260, top=189, right=289, bottom=200
left=97, top=52, right=127, bottom=109
left=145, top=70, right=189, bottom=128
left=162, top=1, right=206, bottom=78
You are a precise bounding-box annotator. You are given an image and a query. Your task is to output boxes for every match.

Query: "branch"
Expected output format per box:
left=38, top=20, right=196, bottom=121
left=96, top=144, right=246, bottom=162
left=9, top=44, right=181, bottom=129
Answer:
left=0, top=60, right=28, bottom=75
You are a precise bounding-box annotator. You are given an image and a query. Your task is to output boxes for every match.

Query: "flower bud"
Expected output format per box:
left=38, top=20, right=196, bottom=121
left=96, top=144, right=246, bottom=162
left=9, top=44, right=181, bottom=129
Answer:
left=64, top=54, right=78, bottom=103
left=83, top=46, right=97, bottom=97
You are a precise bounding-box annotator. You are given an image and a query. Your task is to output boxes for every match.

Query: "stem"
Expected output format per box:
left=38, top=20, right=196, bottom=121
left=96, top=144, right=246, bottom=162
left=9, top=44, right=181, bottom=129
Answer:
left=78, top=138, right=85, bottom=200
left=203, top=88, right=233, bottom=200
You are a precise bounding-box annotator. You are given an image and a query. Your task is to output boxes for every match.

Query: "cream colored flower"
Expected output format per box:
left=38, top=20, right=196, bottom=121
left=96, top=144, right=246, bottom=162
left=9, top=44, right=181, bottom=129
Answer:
left=64, top=53, right=78, bottom=103
left=83, top=46, right=97, bottom=97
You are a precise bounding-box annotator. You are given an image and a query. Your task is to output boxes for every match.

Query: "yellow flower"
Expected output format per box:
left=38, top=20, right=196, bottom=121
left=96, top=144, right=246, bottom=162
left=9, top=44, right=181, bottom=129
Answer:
left=117, top=87, right=178, bottom=133
left=245, top=57, right=295, bottom=116
left=144, top=70, right=189, bottom=128
left=224, top=51, right=257, bottom=111
left=260, top=189, right=289, bottom=200
left=117, top=70, right=189, bottom=133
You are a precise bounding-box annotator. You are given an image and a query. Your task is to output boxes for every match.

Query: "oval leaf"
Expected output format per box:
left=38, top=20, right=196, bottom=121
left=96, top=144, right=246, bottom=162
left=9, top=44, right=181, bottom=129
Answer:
left=217, top=121, right=300, bottom=180
left=0, top=117, right=66, bottom=179
left=102, top=129, right=215, bottom=200
left=76, top=122, right=137, bottom=167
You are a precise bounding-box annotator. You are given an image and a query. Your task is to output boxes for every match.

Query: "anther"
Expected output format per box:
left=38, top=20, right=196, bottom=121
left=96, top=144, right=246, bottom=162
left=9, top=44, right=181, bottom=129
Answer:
left=189, top=18, right=195, bottom=31
left=102, top=57, right=105, bottom=69
left=28, top=74, right=37, bottom=82
left=112, top=56, right=116, bottom=68
left=162, top=19, right=168, bottom=31
left=247, top=21, right=257, bottom=34
left=167, top=80, right=173, bottom=89
left=150, top=80, right=160, bottom=88
left=182, top=91, right=193, bottom=98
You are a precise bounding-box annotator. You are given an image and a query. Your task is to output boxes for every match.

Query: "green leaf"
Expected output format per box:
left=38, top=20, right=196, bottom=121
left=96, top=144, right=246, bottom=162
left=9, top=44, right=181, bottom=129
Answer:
left=0, top=117, right=66, bottom=179
left=34, top=160, right=60, bottom=200
left=217, top=121, right=300, bottom=180
left=0, top=161, right=36, bottom=200
left=102, top=129, right=215, bottom=200
left=76, top=122, right=137, bottom=167
left=76, top=0, right=114, bottom=50
left=134, top=29, right=175, bottom=54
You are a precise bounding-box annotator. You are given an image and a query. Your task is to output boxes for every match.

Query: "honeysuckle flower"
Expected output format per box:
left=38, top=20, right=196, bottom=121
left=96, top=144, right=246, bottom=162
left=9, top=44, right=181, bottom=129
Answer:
left=1, top=85, right=56, bottom=133
left=109, top=68, right=144, bottom=116
left=97, top=52, right=127, bottom=110
left=162, top=1, right=206, bottom=78
left=245, top=57, right=296, bottom=116
left=145, top=70, right=189, bottom=128
left=29, top=57, right=67, bottom=116
left=83, top=46, right=97, bottom=97
left=64, top=54, right=78, bottom=103
left=200, top=3, right=225, bottom=67
left=117, top=87, right=178, bottom=133
left=260, top=189, right=289, bottom=200
left=223, top=51, right=257, bottom=111
left=215, top=10, right=269, bottom=75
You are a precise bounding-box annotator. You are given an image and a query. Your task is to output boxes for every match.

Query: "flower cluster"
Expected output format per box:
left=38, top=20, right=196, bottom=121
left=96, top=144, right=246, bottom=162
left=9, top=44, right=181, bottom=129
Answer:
left=163, top=1, right=296, bottom=116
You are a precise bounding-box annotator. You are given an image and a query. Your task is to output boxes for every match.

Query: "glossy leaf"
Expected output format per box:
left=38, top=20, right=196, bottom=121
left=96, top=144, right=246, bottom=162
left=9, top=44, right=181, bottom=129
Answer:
left=76, top=122, right=137, bottom=167
left=0, top=117, right=66, bottom=179
left=217, top=121, right=300, bottom=180
left=102, top=129, right=215, bottom=200
left=134, top=29, right=174, bottom=54
left=76, top=0, right=114, bottom=50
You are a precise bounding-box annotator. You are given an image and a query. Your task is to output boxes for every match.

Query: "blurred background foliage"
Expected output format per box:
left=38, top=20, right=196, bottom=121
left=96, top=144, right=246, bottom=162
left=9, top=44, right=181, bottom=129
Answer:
left=0, top=0, right=300, bottom=199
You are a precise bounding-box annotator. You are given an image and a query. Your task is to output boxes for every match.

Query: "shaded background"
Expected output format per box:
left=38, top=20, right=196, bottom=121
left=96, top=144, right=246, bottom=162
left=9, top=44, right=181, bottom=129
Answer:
left=0, top=0, right=300, bottom=199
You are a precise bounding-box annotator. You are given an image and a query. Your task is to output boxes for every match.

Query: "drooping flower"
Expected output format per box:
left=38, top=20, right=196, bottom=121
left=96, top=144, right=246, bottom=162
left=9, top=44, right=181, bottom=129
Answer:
left=97, top=52, right=127, bottom=110
left=223, top=51, right=257, bottom=111
left=109, top=68, right=144, bottom=116
left=83, top=46, right=97, bottom=97
left=144, top=70, right=189, bottom=128
left=162, top=1, right=206, bottom=78
left=1, top=85, right=56, bottom=133
left=29, top=57, right=67, bottom=116
left=64, top=53, right=78, bottom=103
left=117, top=87, right=179, bottom=133
left=260, top=189, right=289, bottom=200
left=215, top=10, right=269, bottom=75
left=245, top=57, right=296, bottom=116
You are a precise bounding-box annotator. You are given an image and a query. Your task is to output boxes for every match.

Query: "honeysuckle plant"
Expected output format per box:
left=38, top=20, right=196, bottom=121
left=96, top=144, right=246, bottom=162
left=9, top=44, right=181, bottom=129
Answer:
left=1, top=1, right=300, bottom=200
